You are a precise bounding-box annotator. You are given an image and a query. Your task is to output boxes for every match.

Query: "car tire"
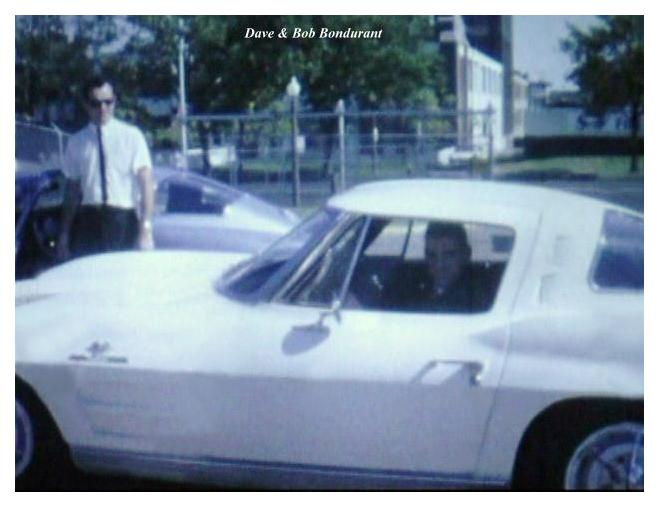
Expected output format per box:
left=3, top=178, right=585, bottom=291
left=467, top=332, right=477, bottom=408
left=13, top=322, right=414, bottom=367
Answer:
left=514, top=415, right=643, bottom=491
left=15, top=381, right=72, bottom=490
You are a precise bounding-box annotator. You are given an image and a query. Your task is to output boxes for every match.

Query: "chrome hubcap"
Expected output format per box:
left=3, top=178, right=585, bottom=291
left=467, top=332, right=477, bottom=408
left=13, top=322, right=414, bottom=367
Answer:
left=15, top=399, right=34, bottom=478
left=565, top=422, right=644, bottom=490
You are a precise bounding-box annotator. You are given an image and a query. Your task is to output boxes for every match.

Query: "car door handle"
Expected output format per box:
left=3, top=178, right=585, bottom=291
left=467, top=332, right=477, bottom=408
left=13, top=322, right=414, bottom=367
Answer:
left=413, top=359, right=484, bottom=386
left=439, top=360, right=484, bottom=386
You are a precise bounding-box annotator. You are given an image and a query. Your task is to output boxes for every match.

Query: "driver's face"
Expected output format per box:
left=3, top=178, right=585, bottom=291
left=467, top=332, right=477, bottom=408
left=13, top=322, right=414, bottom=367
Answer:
left=425, top=236, right=468, bottom=290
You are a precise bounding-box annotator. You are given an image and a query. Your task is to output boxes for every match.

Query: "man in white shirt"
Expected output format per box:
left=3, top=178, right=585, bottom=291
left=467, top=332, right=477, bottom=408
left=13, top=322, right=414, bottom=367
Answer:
left=57, top=76, right=155, bottom=259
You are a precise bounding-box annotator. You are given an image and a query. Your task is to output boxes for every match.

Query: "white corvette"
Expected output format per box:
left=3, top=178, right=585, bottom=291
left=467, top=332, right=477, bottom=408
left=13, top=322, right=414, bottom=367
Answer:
left=15, top=179, right=643, bottom=490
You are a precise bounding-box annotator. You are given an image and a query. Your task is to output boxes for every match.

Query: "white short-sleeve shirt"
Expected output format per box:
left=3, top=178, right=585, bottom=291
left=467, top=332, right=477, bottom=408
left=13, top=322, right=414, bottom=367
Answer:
left=63, top=118, right=152, bottom=209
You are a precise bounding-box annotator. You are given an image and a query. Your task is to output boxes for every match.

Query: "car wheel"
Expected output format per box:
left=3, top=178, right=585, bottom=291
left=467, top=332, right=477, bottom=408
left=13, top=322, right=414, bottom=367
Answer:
left=15, top=397, right=35, bottom=480
left=513, top=410, right=643, bottom=491
left=564, top=422, right=643, bottom=490
left=16, top=382, right=71, bottom=489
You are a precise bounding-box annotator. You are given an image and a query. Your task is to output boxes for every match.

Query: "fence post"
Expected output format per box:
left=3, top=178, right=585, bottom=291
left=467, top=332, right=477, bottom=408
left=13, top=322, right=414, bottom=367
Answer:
left=372, top=123, right=379, bottom=174
left=231, top=144, right=239, bottom=187
left=487, top=105, right=494, bottom=179
left=200, top=122, right=211, bottom=176
left=335, top=99, right=346, bottom=192
left=233, top=119, right=243, bottom=186
left=415, top=120, right=423, bottom=175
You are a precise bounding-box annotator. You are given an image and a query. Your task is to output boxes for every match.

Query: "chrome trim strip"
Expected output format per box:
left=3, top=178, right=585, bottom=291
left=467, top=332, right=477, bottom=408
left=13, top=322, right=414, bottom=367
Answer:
left=338, top=216, right=370, bottom=304
left=71, top=447, right=508, bottom=489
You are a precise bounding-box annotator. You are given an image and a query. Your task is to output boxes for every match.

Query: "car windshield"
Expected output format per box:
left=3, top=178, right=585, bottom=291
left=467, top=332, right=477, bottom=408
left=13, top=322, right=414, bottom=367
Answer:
left=219, top=207, right=344, bottom=300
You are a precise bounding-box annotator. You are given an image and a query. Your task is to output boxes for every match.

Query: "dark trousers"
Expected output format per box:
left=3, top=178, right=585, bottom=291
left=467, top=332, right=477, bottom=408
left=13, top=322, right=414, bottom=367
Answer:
left=71, top=205, right=138, bottom=257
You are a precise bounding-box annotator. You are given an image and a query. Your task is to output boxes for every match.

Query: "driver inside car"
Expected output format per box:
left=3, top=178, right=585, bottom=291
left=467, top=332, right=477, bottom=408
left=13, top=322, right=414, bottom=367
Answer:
left=384, top=222, right=488, bottom=313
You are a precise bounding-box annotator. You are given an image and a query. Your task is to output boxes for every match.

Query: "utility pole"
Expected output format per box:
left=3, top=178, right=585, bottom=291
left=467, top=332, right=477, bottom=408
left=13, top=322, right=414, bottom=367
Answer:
left=178, top=21, right=189, bottom=170
left=336, top=99, right=346, bottom=192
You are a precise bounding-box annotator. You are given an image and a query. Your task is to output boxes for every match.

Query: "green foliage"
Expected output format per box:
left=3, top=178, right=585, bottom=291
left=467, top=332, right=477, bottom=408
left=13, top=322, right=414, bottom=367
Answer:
left=115, top=15, right=442, bottom=114
left=277, top=16, right=441, bottom=110
left=15, top=16, right=94, bottom=125
left=16, top=15, right=443, bottom=134
left=561, top=16, right=643, bottom=115
left=561, top=16, right=643, bottom=172
left=496, top=156, right=643, bottom=179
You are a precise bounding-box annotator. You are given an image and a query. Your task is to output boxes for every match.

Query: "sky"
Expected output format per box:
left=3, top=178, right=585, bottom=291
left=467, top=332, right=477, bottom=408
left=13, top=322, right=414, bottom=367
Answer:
left=513, top=15, right=601, bottom=90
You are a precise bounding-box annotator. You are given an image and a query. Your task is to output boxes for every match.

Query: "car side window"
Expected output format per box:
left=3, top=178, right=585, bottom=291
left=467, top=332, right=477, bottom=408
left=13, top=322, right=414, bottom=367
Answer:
left=345, top=218, right=514, bottom=314
left=363, top=219, right=410, bottom=258
left=156, top=178, right=227, bottom=215
left=591, top=210, right=643, bottom=290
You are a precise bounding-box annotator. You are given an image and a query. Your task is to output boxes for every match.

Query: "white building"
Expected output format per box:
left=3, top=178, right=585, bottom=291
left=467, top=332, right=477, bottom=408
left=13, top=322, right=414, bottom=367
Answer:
left=437, top=16, right=507, bottom=157
left=512, top=71, right=529, bottom=140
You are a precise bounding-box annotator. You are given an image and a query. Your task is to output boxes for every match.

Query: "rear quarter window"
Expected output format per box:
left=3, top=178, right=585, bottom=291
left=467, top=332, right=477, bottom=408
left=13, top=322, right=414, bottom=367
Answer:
left=591, top=210, right=643, bottom=290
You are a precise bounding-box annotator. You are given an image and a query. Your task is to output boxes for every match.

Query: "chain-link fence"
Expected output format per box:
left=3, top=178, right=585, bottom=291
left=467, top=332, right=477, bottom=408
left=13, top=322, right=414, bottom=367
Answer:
left=15, top=107, right=494, bottom=210
left=174, top=107, right=494, bottom=208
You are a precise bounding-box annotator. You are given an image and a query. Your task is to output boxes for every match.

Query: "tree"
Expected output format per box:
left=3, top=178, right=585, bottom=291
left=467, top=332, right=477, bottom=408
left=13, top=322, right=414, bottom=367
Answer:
left=128, top=16, right=440, bottom=113
left=260, top=15, right=441, bottom=177
left=15, top=16, right=131, bottom=129
left=16, top=16, right=90, bottom=125
left=128, top=15, right=442, bottom=177
left=561, top=16, right=644, bottom=173
left=17, top=15, right=443, bottom=131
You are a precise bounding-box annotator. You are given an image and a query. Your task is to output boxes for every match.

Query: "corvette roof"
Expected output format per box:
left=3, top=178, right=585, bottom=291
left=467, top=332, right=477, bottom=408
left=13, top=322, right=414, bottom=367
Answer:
left=327, top=179, right=632, bottom=220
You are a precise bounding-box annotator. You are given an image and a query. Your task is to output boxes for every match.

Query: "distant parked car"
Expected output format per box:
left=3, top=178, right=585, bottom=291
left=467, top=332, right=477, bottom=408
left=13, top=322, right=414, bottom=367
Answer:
left=151, top=167, right=299, bottom=253
left=16, top=179, right=642, bottom=490
left=15, top=167, right=300, bottom=279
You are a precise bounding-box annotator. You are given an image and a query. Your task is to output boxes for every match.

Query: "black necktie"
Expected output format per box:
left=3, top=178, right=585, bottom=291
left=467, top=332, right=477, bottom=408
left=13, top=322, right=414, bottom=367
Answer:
left=97, top=125, right=108, bottom=204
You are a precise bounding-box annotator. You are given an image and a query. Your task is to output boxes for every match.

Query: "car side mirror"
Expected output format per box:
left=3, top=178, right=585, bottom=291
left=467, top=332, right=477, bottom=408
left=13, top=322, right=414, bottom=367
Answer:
left=283, top=293, right=342, bottom=356
left=316, top=293, right=342, bottom=328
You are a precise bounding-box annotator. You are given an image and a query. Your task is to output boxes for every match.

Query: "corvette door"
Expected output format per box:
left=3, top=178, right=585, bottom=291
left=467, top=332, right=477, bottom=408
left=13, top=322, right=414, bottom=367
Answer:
left=68, top=210, right=538, bottom=485
left=186, top=212, right=540, bottom=481
left=246, top=214, right=539, bottom=479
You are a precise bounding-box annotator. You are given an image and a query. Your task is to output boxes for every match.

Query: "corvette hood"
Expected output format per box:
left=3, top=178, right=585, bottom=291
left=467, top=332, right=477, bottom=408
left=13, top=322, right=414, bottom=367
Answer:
left=16, top=250, right=247, bottom=304
left=15, top=250, right=251, bottom=362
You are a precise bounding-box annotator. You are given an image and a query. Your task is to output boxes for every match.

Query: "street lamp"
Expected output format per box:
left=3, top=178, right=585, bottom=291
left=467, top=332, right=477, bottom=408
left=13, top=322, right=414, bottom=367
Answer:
left=287, top=76, right=301, bottom=207
left=372, top=125, right=379, bottom=174
left=286, top=75, right=301, bottom=99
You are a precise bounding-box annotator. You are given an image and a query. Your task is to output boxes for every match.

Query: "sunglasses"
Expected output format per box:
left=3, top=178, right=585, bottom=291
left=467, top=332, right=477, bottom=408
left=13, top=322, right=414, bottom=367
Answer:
left=88, top=98, right=115, bottom=108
